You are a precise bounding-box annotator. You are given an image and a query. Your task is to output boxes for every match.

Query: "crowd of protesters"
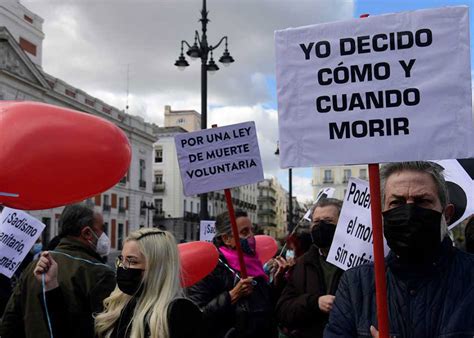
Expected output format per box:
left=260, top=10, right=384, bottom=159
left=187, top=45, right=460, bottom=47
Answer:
left=0, top=161, right=473, bottom=338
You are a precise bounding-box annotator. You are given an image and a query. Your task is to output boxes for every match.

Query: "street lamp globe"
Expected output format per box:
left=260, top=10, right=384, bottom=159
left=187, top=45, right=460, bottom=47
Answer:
left=219, top=50, right=234, bottom=67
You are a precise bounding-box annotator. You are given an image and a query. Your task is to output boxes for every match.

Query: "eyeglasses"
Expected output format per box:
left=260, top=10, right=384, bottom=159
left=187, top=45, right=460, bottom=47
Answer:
left=115, top=255, right=139, bottom=270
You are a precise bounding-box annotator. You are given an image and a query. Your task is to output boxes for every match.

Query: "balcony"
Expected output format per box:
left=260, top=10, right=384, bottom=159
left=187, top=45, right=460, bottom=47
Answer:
left=153, top=182, right=165, bottom=193
left=323, top=178, right=334, bottom=184
left=258, top=209, right=276, bottom=216
left=103, top=204, right=111, bottom=212
left=260, top=221, right=277, bottom=227
left=118, top=206, right=126, bottom=214
left=153, top=211, right=165, bottom=222
left=183, top=212, right=200, bottom=222
left=139, top=180, right=146, bottom=189
left=258, top=195, right=276, bottom=203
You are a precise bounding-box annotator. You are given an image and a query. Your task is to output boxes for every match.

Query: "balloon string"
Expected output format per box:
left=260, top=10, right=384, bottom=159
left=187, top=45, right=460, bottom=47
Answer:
left=0, top=192, right=19, bottom=197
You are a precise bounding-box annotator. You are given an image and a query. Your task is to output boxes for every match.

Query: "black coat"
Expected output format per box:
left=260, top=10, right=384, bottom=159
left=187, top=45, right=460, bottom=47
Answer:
left=324, top=238, right=474, bottom=337
left=43, top=287, right=202, bottom=338
left=186, top=253, right=277, bottom=338
left=276, top=245, right=343, bottom=338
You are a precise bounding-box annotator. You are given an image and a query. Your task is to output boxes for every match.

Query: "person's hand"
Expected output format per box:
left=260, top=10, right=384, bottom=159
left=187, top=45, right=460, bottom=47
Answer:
left=370, top=325, right=379, bottom=338
left=229, top=277, right=254, bottom=304
left=273, top=256, right=292, bottom=285
left=33, top=251, right=59, bottom=291
left=318, top=295, right=335, bottom=313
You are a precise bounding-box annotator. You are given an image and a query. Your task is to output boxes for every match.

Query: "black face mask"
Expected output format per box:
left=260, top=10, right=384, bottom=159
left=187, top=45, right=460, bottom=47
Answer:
left=311, top=221, right=337, bottom=249
left=116, top=267, right=144, bottom=296
left=239, top=236, right=256, bottom=256
left=383, top=204, right=442, bottom=262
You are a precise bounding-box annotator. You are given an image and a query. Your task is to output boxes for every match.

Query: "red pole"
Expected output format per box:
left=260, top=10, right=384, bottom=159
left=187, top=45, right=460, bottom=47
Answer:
left=368, top=163, right=389, bottom=338
left=224, top=188, right=248, bottom=278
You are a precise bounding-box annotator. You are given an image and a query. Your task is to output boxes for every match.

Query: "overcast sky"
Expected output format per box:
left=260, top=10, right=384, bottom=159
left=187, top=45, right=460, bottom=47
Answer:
left=21, top=0, right=355, bottom=203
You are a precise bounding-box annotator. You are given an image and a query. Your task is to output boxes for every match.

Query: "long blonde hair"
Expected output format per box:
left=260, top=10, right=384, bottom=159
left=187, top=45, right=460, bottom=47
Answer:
left=95, top=228, right=183, bottom=338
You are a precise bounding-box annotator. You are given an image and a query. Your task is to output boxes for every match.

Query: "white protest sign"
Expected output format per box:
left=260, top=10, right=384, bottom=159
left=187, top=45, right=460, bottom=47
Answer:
left=436, top=159, right=474, bottom=230
left=303, top=187, right=336, bottom=221
left=0, top=207, right=45, bottom=278
left=275, top=7, right=473, bottom=168
left=175, top=122, right=264, bottom=196
left=200, top=220, right=216, bottom=242
left=327, top=178, right=389, bottom=270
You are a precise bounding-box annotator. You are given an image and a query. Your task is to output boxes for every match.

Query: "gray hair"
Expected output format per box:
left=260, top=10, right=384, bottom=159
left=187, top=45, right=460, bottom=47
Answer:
left=380, top=161, right=448, bottom=208
left=59, top=204, right=95, bottom=237
left=309, top=198, right=343, bottom=222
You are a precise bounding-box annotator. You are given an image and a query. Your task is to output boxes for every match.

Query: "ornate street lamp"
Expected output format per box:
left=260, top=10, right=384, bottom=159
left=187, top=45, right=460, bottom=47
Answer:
left=174, top=0, right=235, bottom=220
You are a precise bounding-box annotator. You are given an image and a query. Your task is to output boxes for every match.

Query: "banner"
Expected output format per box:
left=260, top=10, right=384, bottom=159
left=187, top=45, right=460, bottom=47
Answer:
left=199, top=220, right=216, bottom=242
left=0, top=207, right=45, bottom=278
left=304, top=187, right=336, bottom=221
left=436, top=159, right=474, bottom=229
left=175, top=122, right=264, bottom=196
left=275, top=6, right=473, bottom=168
left=327, top=178, right=389, bottom=270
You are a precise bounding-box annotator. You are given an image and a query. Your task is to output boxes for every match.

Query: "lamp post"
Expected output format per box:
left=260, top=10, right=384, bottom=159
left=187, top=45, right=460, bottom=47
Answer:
left=141, top=201, right=155, bottom=227
left=275, top=142, right=294, bottom=233
left=175, top=0, right=235, bottom=221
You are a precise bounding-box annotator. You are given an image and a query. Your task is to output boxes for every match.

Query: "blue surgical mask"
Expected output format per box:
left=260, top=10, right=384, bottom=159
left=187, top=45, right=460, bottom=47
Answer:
left=32, top=243, right=43, bottom=255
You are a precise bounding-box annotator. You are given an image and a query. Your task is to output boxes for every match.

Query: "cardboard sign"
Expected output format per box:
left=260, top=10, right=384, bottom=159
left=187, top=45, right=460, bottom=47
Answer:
left=327, top=178, right=389, bottom=270
left=304, top=187, right=336, bottom=221
left=436, top=159, right=474, bottom=229
left=275, top=7, right=473, bottom=168
left=0, top=207, right=45, bottom=278
left=199, top=220, right=216, bottom=242
left=175, top=122, right=264, bottom=196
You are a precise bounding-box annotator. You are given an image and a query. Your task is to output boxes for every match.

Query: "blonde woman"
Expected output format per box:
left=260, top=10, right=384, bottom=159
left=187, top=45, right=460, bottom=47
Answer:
left=34, top=228, right=202, bottom=338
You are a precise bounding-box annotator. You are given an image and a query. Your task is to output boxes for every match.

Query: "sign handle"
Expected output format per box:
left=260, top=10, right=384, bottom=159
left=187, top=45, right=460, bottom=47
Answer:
left=368, top=163, right=389, bottom=338
left=224, top=188, right=248, bottom=278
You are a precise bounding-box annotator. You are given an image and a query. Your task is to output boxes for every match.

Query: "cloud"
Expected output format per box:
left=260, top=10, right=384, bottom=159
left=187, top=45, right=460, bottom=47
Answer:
left=21, top=0, right=355, bottom=195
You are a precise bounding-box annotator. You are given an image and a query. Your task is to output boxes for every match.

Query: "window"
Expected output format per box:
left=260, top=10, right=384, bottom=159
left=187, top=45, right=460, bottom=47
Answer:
left=359, top=168, right=367, bottom=180
left=343, top=169, right=352, bottom=183
left=155, top=174, right=163, bottom=184
left=155, top=199, right=163, bottom=212
left=155, top=147, right=163, bottom=163
left=24, top=15, right=33, bottom=24
left=323, top=170, right=333, bottom=183
left=85, top=98, right=95, bottom=107
left=102, top=106, right=111, bottom=114
left=139, top=159, right=146, bottom=188
left=19, top=37, right=36, bottom=56
left=177, top=118, right=185, bottom=124
left=190, top=201, right=194, bottom=213
left=65, top=89, right=76, bottom=98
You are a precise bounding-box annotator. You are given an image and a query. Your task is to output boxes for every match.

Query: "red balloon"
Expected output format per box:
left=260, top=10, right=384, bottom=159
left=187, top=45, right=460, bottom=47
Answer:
left=178, top=242, right=219, bottom=287
left=255, top=235, right=278, bottom=264
left=0, top=101, right=131, bottom=210
left=179, top=241, right=219, bottom=287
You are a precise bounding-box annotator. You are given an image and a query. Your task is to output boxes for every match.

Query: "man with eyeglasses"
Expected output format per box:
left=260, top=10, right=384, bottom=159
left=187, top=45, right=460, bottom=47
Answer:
left=276, top=198, right=344, bottom=338
left=0, top=204, right=116, bottom=338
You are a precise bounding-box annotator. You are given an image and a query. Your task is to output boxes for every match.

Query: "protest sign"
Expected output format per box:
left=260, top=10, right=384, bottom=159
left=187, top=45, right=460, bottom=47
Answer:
left=303, top=187, right=336, bottom=221
left=0, top=207, right=45, bottom=278
left=436, top=159, right=474, bottom=229
left=199, top=220, right=216, bottom=242
left=175, top=122, right=264, bottom=196
left=275, top=6, right=473, bottom=168
left=327, top=178, right=389, bottom=270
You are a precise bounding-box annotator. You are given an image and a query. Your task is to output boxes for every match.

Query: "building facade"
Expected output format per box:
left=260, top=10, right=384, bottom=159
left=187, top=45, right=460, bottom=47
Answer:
left=312, top=165, right=368, bottom=200
left=257, top=178, right=288, bottom=239
left=0, top=1, right=156, bottom=251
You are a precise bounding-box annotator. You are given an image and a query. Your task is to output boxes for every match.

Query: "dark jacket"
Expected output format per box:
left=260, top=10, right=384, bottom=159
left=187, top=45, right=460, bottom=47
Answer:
left=276, top=245, right=343, bottom=338
left=0, top=237, right=116, bottom=338
left=187, top=253, right=277, bottom=338
left=324, top=238, right=474, bottom=337
left=43, top=287, right=203, bottom=338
